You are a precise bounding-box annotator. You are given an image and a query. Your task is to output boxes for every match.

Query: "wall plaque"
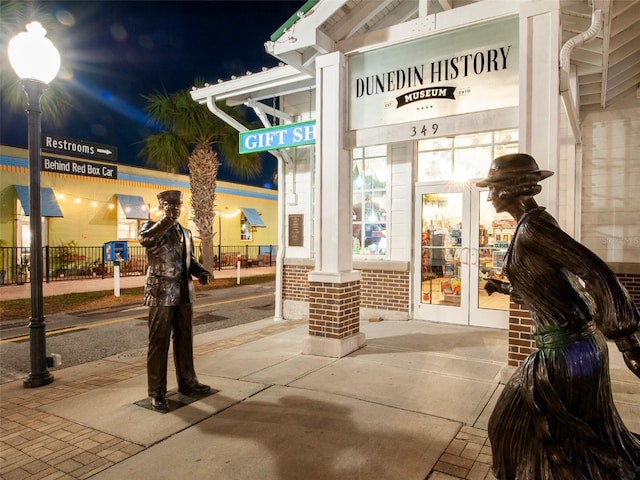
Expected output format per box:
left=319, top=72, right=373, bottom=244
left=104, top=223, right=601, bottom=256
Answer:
left=288, top=214, right=303, bottom=247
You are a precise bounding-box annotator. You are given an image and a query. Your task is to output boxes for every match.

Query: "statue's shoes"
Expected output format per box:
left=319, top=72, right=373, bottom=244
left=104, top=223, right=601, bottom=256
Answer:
left=179, top=381, right=211, bottom=396
left=150, top=395, right=169, bottom=410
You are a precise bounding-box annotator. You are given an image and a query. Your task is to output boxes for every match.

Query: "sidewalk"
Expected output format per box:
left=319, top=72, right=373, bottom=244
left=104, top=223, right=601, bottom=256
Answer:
left=2, top=314, right=639, bottom=480
left=0, top=266, right=276, bottom=301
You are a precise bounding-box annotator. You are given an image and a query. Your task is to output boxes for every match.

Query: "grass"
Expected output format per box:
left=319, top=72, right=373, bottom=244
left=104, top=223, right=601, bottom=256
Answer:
left=0, top=274, right=275, bottom=323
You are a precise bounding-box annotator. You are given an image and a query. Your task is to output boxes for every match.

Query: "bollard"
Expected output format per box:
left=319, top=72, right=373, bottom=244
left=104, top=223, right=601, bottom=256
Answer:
left=237, top=254, right=241, bottom=285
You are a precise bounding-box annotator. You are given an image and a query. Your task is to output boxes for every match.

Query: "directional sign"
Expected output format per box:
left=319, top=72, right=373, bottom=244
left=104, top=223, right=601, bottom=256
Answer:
left=42, top=156, right=117, bottom=179
left=42, top=135, right=118, bottom=161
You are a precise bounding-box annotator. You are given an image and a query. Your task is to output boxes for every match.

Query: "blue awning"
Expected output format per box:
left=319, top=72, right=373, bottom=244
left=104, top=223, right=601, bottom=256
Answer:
left=241, top=207, right=266, bottom=227
left=116, top=194, right=149, bottom=219
left=14, top=185, right=64, bottom=217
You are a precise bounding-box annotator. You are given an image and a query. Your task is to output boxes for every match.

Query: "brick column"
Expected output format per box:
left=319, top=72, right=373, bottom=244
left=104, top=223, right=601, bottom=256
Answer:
left=508, top=300, right=536, bottom=367
left=309, top=281, right=360, bottom=339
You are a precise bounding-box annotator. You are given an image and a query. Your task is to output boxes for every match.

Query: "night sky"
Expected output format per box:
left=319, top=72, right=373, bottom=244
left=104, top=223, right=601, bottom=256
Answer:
left=1, top=0, right=308, bottom=189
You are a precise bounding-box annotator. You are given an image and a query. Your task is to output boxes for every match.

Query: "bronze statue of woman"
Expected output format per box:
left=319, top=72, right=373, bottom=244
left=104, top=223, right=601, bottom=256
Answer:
left=477, top=153, right=640, bottom=479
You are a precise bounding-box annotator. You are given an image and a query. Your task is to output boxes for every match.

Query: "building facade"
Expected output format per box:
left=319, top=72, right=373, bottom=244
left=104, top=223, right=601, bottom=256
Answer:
left=0, top=145, right=278, bottom=281
left=190, top=0, right=640, bottom=365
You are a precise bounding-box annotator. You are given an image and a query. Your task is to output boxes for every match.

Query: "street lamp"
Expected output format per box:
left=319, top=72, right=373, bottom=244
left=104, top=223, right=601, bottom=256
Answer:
left=8, top=22, right=61, bottom=388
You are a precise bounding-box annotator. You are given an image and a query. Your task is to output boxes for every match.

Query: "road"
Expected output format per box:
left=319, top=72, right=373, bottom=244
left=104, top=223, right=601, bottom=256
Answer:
left=0, top=281, right=276, bottom=384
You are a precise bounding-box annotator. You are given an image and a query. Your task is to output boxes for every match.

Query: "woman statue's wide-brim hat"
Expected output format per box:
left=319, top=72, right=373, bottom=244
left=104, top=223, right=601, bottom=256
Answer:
left=476, top=153, right=554, bottom=187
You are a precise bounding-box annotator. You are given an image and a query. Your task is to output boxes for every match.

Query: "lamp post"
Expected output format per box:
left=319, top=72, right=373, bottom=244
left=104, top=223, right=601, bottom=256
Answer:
left=8, top=22, right=61, bottom=388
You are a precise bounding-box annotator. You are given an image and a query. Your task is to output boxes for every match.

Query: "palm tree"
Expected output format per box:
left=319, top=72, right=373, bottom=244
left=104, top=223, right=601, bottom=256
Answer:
left=0, top=0, right=71, bottom=127
left=140, top=87, right=261, bottom=273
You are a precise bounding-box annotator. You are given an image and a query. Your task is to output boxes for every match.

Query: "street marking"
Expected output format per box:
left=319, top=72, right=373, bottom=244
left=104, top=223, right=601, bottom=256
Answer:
left=0, top=292, right=274, bottom=344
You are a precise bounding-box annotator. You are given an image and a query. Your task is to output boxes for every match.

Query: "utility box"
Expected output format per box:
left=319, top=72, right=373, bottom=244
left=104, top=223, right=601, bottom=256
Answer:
left=104, top=241, right=129, bottom=262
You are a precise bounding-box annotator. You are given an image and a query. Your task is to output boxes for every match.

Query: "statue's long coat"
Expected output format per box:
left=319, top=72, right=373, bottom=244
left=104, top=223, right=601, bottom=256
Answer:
left=489, top=207, right=640, bottom=480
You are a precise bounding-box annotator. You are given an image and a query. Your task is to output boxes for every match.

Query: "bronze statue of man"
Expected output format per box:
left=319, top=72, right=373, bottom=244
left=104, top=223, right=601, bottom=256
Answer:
left=139, top=190, right=212, bottom=411
left=477, top=153, right=640, bottom=479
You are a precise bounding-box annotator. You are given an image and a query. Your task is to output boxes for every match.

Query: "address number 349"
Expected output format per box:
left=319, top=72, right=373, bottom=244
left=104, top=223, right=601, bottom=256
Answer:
left=410, top=123, right=439, bottom=137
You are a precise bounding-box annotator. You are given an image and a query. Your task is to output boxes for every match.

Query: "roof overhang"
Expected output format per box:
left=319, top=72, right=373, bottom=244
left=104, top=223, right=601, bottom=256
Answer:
left=265, top=0, right=344, bottom=74
left=190, top=64, right=314, bottom=107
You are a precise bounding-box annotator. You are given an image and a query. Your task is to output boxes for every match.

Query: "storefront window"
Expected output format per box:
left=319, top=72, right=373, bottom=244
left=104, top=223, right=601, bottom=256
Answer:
left=418, top=129, right=519, bottom=182
left=352, top=145, right=388, bottom=256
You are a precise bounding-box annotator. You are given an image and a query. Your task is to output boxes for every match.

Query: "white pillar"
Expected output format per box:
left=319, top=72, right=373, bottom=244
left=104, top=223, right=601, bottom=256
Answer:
left=303, top=51, right=364, bottom=357
left=519, top=0, right=562, bottom=217
left=506, top=1, right=563, bottom=372
left=310, top=51, right=360, bottom=284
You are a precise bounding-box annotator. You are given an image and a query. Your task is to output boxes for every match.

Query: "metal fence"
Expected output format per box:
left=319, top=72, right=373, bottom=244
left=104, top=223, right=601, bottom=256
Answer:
left=0, top=245, right=277, bottom=286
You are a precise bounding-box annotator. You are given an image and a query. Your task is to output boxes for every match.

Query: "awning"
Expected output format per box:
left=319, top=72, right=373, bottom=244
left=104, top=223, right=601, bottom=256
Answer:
left=116, top=194, right=149, bottom=219
left=241, top=207, right=266, bottom=227
left=14, top=185, right=64, bottom=217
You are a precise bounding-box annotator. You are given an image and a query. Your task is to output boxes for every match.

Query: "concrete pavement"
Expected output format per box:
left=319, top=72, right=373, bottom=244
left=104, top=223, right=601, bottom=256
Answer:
left=1, top=270, right=639, bottom=480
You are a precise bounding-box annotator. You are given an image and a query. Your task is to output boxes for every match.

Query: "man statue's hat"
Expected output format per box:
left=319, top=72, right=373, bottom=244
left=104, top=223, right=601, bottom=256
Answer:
left=157, top=190, right=183, bottom=203
left=476, top=153, right=554, bottom=187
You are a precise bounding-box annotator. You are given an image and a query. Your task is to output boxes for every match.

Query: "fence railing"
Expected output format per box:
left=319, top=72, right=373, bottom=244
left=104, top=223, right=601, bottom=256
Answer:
left=0, top=245, right=277, bottom=286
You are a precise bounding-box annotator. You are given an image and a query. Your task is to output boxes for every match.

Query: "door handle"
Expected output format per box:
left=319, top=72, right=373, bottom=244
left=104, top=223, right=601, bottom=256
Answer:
left=460, top=247, right=469, bottom=265
left=470, top=247, right=478, bottom=266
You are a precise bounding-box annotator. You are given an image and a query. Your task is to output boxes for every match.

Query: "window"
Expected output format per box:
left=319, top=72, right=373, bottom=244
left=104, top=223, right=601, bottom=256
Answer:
left=240, top=214, right=252, bottom=242
left=417, top=129, right=519, bottom=182
left=117, top=202, right=140, bottom=240
left=352, top=145, right=388, bottom=256
left=117, top=219, right=139, bottom=240
left=115, top=194, right=147, bottom=240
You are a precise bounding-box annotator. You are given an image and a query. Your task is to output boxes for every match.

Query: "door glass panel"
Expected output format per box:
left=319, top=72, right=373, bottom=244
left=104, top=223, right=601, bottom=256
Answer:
left=420, top=193, right=463, bottom=306
left=477, top=191, right=515, bottom=311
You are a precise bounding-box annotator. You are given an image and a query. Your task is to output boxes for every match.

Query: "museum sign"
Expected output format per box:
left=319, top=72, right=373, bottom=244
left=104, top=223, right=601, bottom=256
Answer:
left=348, top=17, right=519, bottom=130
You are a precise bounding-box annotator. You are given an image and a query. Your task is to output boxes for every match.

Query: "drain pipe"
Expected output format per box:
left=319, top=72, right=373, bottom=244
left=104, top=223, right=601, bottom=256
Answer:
left=559, top=8, right=602, bottom=144
left=204, top=96, right=289, bottom=322
left=246, top=100, right=294, bottom=322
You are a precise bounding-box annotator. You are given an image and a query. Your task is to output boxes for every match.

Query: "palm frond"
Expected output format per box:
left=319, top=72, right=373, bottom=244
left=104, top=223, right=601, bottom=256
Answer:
left=139, top=132, right=189, bottom=172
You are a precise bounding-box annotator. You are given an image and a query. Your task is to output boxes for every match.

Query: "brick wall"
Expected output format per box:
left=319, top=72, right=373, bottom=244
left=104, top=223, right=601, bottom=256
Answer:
left=359, top=269, right=410, bottom=313
left=618, top=273, right=640, bottom=306
left=283, top=264, right=410, bottom=313
left=308, top=281, right=360, bottom=339
left=282, top=264, right=312, bottom=302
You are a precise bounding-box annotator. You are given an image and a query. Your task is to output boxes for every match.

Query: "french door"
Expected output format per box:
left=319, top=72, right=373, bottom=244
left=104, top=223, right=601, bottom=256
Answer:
left=413, top=183, right=512, bottom=328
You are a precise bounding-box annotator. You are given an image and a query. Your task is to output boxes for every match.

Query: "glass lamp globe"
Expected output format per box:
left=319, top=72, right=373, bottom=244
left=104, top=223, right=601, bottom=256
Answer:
left=8, top=21, right=60, bottom=84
